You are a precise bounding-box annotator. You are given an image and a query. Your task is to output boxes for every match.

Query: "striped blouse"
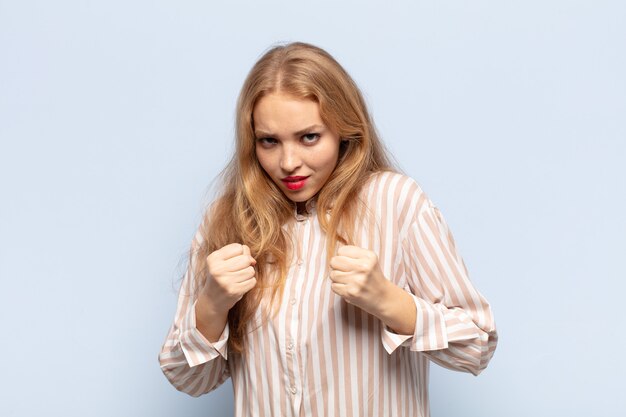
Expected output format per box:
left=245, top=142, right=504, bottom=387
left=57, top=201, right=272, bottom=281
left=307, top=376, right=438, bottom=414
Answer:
left=158, top=171, right=498, bottom=417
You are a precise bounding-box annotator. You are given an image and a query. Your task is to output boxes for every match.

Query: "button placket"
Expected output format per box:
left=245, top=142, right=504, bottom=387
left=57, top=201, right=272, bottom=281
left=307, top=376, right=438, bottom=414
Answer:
left=286, top=209, right=309, bottom=412
left=294, top=218, right=305, bottom=268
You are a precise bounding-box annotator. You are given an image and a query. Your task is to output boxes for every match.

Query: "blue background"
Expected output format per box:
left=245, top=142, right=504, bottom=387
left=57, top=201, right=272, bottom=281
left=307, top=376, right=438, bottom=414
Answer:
left=1, top=1, right=624, bottom=416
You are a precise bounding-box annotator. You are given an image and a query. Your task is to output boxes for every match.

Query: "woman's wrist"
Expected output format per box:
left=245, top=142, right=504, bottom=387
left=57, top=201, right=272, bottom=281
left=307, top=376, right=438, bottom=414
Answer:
left=196, top=291, right=228, bottom=318
left=195, top=292, right=229, bottom=343
left=373, top=280, right=417, bottom=336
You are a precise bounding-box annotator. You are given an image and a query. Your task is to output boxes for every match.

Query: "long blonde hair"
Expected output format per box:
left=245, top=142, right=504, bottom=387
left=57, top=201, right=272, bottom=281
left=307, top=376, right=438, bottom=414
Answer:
left=189, top=41, right=399, bottom=353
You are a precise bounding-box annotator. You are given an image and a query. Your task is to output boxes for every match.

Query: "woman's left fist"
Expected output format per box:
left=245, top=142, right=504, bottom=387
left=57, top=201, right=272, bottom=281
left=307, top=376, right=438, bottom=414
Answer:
left=329, top=245, right=390, bottom=315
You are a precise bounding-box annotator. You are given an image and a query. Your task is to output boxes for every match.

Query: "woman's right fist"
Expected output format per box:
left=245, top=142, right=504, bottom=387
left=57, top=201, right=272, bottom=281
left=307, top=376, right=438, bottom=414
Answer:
left=200, top=243, right=257, bottom=314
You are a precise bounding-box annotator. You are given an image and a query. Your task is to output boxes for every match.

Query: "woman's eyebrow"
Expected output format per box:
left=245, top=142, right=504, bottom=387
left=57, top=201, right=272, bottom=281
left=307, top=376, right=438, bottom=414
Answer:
left=254, top=124, right=325, bottom=137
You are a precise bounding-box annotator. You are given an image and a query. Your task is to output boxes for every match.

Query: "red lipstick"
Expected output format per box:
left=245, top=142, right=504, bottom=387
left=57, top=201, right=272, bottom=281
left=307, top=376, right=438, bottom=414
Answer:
left=281, top=176, right=309, bottom=190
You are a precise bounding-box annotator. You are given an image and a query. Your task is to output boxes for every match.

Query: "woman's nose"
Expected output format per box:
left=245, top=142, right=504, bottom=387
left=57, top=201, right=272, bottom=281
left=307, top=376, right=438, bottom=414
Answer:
left=279, top=145, right=302, bottom=172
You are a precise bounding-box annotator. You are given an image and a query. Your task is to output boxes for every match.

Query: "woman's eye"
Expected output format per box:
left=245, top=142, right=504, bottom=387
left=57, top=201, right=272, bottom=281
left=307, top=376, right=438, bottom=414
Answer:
left=257, top=137, right=277, bottom=146
left=302, top=133, right=320, bottom=143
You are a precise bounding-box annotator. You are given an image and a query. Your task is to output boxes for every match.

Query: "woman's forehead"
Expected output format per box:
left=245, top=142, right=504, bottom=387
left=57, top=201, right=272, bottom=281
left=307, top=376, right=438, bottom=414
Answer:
left=252, top=93, right=324, bottom=136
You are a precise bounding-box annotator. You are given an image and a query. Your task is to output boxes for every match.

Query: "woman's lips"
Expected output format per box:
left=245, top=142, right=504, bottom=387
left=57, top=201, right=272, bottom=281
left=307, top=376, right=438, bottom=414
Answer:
left=282, top=176, right=309, bottom=190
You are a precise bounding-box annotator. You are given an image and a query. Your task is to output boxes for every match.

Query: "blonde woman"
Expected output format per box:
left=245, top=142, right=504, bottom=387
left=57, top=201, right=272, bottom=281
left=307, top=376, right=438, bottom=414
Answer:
left=158, top=41, right=497, bottom=417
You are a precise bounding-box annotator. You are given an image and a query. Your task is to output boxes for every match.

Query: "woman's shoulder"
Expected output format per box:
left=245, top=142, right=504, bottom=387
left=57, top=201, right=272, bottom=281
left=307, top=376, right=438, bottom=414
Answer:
left=358, top=171, right=433, bottom=230
left=360, top=170, right=426, bottom=203
left=355, top=171, right=430, bottom=222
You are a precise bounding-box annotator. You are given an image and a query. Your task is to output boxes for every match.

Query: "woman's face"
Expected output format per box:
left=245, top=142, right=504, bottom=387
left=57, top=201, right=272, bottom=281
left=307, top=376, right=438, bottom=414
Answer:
left=253, top=92, right=342, bottom=205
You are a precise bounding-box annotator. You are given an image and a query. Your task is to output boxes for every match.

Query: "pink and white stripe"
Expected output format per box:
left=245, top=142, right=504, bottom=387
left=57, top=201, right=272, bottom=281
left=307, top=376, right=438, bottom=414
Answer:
left=159, top=171, right=498, bottom=416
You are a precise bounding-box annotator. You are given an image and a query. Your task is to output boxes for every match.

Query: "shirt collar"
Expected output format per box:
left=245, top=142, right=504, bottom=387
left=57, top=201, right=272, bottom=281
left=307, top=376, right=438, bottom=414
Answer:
left=293, top=197, right=317, bottom=221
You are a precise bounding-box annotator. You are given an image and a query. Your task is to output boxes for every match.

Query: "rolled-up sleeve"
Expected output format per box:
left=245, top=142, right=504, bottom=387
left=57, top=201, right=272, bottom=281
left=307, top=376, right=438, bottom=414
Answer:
left=158, top=229, right=231, bottom=396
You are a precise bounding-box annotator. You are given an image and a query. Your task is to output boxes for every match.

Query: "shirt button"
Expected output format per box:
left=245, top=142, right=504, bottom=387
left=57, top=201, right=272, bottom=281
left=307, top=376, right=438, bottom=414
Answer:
left=290, top=298, right=296, bottom=305
left=291, top=386, right=297, bottom=395
left=297, top=259, right=304, bottom=265
left=287, top=342, right=294, bottom=351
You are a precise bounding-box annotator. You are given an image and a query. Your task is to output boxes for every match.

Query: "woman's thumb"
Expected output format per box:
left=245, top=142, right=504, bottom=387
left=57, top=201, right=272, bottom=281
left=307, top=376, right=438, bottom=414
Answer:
left=242, top=244, right=256, bottom=264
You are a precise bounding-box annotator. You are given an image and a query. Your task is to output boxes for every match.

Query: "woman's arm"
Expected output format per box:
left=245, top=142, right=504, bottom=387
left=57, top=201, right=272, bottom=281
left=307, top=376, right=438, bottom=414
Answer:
left=158, top=231, right=231, bottom=397
left=329, top=176, right=497, bottom=376
left=329, top=235, right=496, bottom=377
left=382, top=196, right=498, bottom=376
left=377, top=276, right=497, bottom=376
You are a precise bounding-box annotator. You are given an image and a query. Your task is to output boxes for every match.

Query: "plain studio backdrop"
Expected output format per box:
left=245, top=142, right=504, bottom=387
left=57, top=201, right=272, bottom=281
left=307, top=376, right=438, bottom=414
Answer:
left=1, top=1, right=624, bottom=416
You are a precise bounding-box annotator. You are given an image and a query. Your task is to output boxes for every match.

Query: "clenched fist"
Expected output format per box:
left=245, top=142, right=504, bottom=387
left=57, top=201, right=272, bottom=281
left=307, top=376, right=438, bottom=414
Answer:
left=200, top=243, right=258, bottom=315
left=329, top=245, right=391, bottom=316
